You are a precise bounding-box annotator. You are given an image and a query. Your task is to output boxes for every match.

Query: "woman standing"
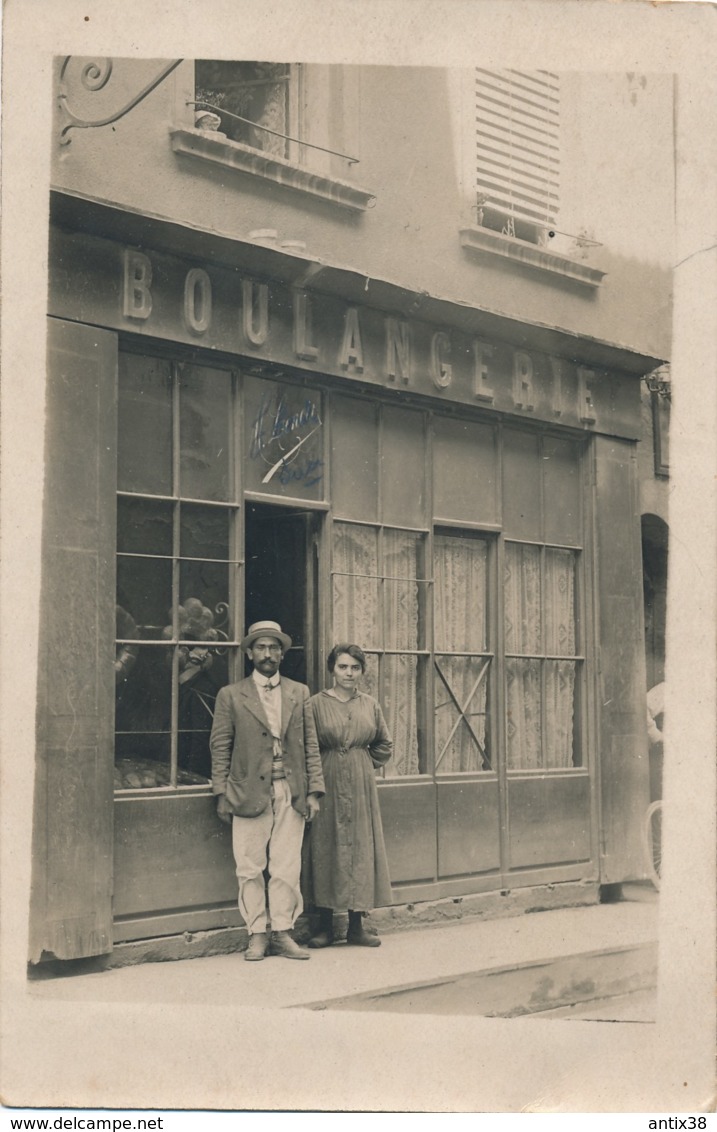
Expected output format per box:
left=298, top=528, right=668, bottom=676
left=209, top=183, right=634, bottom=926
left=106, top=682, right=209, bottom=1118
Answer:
left=304, top=643, right=392, bottom=948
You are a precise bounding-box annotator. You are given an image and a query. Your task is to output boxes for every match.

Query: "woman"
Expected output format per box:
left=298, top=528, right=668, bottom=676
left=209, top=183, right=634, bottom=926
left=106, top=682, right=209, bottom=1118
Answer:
left=304, top=643, right=393, bottom=948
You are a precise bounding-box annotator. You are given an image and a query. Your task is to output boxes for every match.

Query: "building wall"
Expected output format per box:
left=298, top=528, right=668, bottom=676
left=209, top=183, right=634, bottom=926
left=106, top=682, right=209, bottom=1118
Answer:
left=53, top=59, right=674, bottom=362
left=33, top=56, right=670, bottom=960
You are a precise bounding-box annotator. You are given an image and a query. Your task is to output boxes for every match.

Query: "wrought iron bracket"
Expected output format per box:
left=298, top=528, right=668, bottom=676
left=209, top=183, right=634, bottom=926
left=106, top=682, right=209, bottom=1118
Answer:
left=59, top=56, right=183, bottom=145
left=643, top=364, right=671, bottom=400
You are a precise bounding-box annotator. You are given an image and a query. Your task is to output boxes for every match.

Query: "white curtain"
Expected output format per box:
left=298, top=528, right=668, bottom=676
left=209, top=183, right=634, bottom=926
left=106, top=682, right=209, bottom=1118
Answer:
left=544, top=549, right=577, bottom=767
left=434, top=536, right=489, bottom=772
left=332, top=523, right=420, bottom=776
left=504, top=544, right=576, bottom=769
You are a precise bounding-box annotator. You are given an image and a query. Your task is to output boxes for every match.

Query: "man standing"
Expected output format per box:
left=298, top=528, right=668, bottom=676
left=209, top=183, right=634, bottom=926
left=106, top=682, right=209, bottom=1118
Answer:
left=210, top=620, right=324, bottom=961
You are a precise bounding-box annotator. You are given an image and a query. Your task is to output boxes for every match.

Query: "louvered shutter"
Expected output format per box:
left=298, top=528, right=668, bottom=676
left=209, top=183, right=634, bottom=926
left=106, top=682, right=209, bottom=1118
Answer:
left=475, top=69, right=560, bottom=234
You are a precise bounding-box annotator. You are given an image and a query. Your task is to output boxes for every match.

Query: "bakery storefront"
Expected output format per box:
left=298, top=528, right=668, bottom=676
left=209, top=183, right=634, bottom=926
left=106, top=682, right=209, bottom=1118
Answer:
left=30, top=196, right=652, bottom=962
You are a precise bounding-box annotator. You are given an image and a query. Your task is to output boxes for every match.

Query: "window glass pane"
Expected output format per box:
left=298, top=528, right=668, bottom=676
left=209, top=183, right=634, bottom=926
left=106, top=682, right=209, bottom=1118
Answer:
left=383, top=654, right=421, bottom=776
left=117, top=556, right=172, bottom=639
left=118, top=354, right=173, bottom=495
left=195, top=61, right=291, bottom=155
left=117, top=498, right=173, bottom=556
left=180, top=504, right=231, bottom=560
left=433, top=417, right=497, bottom=524
left=505, top=658, right=541, bottom=769
left=332, top=523, right=380, bottom=647
left=179, top=365, right=233, bottom=502
left=384, top=529, right=421, bottom=650
left=383, top=528, right=419, bottom=577
left=504, top=543, right=542, bottom=654
left=177, top=648, right=229, bottom=783
left=178, top=564, right=231, bottom=641
left=435, top=656, right=490, bottom=772
left=244, top=376, right=324, bottom=500
left=543, top=437, right=581, bottom=546
left=358, top=653, right=379, bottom=698
left=434, top=534, right=488, bottom=652
left=333, top=576, right=381, bottom=649
left=545, top=549, right=576, bottom=655
left=331, top=395, right=378, bottom=521
left=382, top=406, right=426, bottom=527
left=384, top=582, right=419, bottom=649
left=115, top=735, right=172, bottom=789
left=545, top=660, right=579, bottom=768
left=502, top=428, right=541, bottom=540
left=115, top=645, right=172, bottom=786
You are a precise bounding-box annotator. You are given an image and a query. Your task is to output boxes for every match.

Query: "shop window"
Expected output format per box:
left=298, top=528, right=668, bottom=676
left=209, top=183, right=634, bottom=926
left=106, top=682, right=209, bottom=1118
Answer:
left=332, top=521, right=428, bottom=777
left=504, top=542, right=582, bottom=769
left=474, top=69, right=560, bottom=246
left=434, top=532, right=492, bottom=773
left=115, top=354, right=240, bottom=792
left=194, top=61, right=300, bottom=160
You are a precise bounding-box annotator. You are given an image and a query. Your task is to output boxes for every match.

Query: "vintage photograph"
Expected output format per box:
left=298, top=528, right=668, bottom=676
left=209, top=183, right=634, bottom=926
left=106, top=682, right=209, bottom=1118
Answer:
left=1, top=0, right=715, bottom=1116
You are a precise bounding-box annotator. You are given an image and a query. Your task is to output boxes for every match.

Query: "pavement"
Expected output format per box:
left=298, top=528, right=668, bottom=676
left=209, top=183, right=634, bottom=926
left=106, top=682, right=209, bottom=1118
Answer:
left=27, top=883, right=659, bottom=1016
left=9, top=881, right=712, bottom=1112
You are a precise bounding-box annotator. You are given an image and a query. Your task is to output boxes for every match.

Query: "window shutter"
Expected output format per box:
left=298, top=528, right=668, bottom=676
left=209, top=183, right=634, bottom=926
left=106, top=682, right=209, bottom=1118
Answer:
left=29, top=319, right=118, bottom=961
left=474, top=69, right=560, bottom=235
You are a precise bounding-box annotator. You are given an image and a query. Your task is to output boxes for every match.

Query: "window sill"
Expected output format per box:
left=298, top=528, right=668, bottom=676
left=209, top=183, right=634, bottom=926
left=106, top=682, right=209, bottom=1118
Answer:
left=459, top=226, right=606, bottom=288
left=170, top=127, right=377, bottom=212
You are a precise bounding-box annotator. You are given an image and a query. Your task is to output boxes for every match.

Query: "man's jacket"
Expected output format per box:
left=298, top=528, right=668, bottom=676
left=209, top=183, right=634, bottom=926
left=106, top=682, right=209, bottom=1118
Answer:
left=210, top=676, right=324, bottom=818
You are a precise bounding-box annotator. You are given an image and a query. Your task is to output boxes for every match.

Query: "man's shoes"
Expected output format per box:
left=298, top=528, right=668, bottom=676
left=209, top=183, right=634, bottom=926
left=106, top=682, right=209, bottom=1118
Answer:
left=346, top=925, right=381, bottom=948
left=307, top=930, right=334, bottom=949
left=244, top=932, right=269, bottom=961
left=270, top=930, right=310, bottom=960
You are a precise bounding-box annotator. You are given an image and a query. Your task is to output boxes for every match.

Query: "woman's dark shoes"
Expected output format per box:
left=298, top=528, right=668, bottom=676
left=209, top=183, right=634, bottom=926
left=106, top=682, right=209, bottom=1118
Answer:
left=346, top=925, right=381, bottom=947
left=307, top=930, right=335, bottom=949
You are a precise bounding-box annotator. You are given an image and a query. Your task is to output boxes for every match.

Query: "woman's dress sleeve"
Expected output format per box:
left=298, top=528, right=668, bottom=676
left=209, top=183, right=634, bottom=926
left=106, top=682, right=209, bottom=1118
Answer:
left=368, top=699, right=393, bottom=767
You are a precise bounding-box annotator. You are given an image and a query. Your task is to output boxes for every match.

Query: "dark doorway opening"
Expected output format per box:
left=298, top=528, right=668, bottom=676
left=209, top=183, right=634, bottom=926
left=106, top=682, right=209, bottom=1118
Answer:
left=244, top=502, right=321, bottom=686
left=641, top=513, right=669, bottom=690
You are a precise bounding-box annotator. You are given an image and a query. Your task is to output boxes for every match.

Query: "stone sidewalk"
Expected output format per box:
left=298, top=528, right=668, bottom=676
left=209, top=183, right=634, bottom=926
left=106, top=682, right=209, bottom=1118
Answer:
left=28, top=885, right=658, bottom=1014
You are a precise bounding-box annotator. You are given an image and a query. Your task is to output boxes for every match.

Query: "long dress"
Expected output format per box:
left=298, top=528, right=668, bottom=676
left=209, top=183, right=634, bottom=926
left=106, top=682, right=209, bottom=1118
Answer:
left=304, top=689, right=393, bottom=912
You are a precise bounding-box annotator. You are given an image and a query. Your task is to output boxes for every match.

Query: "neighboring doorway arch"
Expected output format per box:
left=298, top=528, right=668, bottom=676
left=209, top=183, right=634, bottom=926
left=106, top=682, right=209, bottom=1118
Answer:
left=641, top=513, right=669, bottom=690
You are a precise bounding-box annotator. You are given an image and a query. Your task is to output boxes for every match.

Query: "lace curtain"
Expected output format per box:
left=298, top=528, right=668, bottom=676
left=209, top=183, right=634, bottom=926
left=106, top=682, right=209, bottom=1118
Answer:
left=504, top=544, right=576, bottom=769
left=434, top=536, right=489, bottom=772
left=195, top=61, right=290, bottom=156
left=332, top=523, right=420, bottom=776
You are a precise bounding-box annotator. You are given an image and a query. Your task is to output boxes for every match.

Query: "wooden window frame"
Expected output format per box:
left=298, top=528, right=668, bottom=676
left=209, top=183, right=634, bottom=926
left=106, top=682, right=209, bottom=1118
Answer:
left=115, top=354, right=244, bottom=794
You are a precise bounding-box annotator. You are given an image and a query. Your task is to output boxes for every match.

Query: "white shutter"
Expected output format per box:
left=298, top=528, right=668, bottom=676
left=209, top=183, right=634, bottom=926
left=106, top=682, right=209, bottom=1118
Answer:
left=475, top=69, right=560, bottom=231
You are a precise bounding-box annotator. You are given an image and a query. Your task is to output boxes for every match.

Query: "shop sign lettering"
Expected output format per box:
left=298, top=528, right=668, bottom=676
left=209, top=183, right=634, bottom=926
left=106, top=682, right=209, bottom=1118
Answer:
left=249, top=390, right=324, bottom=488
left=121, top=248, right=597, bottom=423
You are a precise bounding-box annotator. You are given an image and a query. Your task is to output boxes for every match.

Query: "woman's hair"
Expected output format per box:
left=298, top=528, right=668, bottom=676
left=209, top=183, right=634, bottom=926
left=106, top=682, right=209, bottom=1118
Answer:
left=327, top=643, right=366, bottom=673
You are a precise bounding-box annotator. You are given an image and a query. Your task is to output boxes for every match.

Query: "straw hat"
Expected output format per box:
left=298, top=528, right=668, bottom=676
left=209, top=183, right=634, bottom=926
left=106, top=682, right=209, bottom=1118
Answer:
left=240, top=620, right=292, bottom=652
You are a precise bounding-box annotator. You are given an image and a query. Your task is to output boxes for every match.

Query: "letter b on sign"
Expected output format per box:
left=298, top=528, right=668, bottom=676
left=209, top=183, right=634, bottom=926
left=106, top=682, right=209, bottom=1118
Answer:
left=122, top=250, right=152, bottom=320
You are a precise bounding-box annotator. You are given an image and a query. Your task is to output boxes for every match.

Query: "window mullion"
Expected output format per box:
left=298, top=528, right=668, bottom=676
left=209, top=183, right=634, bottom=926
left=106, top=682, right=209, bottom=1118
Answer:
left=170, top=363, right=181, bottom=788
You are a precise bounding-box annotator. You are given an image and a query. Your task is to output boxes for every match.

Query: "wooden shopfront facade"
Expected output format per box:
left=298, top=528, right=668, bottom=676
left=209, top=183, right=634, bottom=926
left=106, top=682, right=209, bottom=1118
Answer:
left=29, top=195, right=653, bottom=962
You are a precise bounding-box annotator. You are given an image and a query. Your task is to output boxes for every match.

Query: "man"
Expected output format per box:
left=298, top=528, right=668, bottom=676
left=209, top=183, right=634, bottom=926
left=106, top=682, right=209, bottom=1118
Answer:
left=210, top=620, right=324, bottom=961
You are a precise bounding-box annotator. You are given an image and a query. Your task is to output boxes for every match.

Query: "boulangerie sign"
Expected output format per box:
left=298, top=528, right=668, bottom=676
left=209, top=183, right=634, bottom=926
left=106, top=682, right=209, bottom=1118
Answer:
left=48, top=227, right=642, bottom=439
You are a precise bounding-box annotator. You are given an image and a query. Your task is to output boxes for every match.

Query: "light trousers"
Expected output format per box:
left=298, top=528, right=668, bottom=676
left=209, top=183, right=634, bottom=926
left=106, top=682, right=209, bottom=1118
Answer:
left=231, top=778, right=305, bottom=935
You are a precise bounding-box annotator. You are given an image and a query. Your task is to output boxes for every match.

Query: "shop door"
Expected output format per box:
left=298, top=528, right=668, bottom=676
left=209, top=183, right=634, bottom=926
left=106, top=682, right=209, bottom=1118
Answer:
left=244, top=502, right=321, bottom=689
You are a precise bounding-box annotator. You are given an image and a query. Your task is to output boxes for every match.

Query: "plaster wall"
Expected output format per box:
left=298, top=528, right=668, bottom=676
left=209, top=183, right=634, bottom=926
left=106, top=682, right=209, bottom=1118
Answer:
left=52, top=59, right=673, bottom=360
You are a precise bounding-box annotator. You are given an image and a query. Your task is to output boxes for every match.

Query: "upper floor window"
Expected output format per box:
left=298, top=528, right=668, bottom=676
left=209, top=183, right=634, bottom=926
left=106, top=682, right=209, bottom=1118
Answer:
left=172, top=61, right=375, bottom=211
left=474, top=69, right=560, bottom=247
left=194, top=60, right=301, bottom=160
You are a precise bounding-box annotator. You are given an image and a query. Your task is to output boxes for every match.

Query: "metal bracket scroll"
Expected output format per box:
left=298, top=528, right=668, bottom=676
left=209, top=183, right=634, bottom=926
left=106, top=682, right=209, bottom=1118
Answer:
left=59, top=56, right=184, bottom=145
